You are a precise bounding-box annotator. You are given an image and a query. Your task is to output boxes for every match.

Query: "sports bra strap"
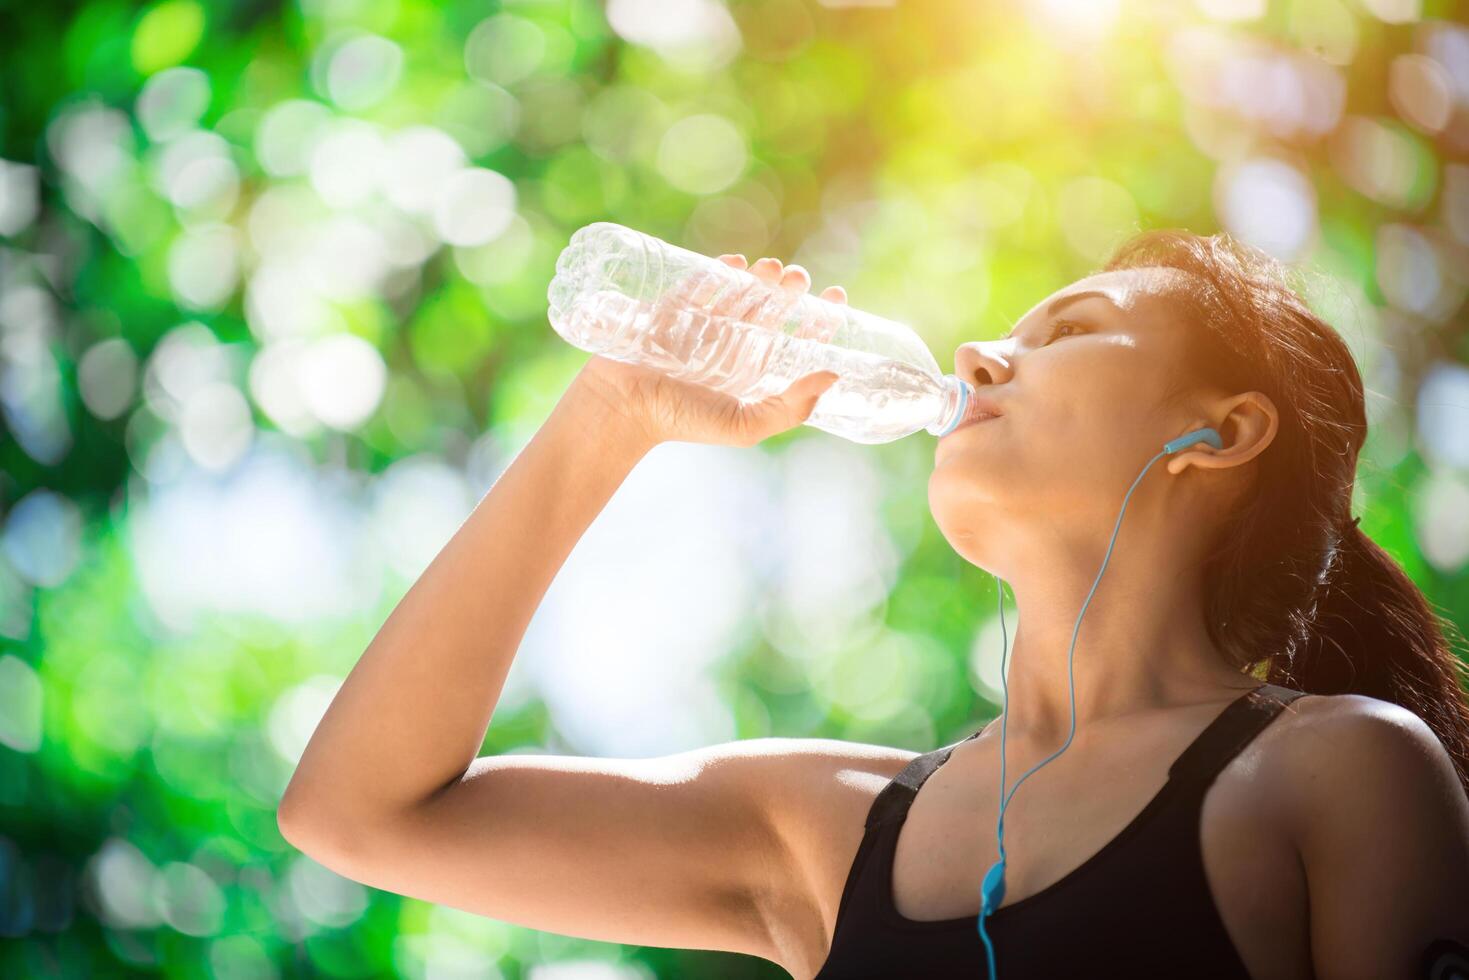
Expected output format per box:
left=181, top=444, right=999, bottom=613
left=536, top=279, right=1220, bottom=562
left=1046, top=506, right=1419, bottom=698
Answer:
left=864, top=684, right=1309, bottom=831
left=866, top=732, right=982, bottom=829
left=1165, top=683, right=1309, bottom=789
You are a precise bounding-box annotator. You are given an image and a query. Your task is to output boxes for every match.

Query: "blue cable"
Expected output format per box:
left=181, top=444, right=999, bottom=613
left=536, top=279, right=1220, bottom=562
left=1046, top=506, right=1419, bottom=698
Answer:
left=974, top=446, right=1172, bottom=977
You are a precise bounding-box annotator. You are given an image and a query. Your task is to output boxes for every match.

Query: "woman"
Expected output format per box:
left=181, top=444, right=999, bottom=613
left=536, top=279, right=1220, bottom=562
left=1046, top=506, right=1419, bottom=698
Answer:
left=279, top=230, right=1469, bottom=979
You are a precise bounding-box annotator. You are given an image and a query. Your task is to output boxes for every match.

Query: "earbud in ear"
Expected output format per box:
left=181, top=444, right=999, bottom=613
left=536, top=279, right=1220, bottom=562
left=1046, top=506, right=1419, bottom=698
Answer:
left=1164, top=427, right=1223, bottom=455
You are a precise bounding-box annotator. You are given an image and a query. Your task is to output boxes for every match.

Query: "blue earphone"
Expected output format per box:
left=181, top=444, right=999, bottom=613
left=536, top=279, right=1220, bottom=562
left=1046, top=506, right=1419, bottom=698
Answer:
left=975, top=427, right=1224, bottom=977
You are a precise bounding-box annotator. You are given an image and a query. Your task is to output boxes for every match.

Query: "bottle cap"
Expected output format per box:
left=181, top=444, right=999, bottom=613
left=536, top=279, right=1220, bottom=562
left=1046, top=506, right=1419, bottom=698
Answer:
left=928, top=375, right=981, bottom=437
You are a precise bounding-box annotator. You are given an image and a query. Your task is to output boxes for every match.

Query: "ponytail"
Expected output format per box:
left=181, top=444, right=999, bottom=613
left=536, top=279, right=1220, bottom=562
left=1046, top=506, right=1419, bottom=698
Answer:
left=1268, top=520, right=1469, bottom=800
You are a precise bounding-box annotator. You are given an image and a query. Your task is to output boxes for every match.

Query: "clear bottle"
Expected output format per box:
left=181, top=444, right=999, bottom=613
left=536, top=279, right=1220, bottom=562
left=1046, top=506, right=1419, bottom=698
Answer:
left=546, top=222, right=984, bottom=445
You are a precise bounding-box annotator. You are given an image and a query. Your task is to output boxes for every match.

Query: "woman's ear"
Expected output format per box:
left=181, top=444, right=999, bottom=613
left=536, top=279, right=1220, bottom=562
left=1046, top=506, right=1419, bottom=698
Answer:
left=1166, top=391, right=1278, bottom=476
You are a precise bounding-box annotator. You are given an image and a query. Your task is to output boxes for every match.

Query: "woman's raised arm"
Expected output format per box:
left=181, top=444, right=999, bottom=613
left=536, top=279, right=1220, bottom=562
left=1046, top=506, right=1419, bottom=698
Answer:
left=277, top=368, right=657, bottom=828
left=276, top=256, right=849, bottom=967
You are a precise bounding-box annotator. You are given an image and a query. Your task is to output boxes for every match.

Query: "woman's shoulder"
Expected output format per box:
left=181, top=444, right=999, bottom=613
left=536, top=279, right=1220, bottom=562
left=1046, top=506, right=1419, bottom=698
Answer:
left=1265, top=689, right=1437, bottom=745
left=1255, top=690, right=1436, bottom=770
left=1247, top=691, right=1469, bottom=976
left=745, top=736, right=923, bottom=820
left=1251, top=690, right=1461, bottom=834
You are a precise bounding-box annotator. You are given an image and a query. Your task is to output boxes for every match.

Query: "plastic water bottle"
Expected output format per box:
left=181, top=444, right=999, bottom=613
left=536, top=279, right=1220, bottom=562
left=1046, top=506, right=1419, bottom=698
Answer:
left=546, top=222, right=986, bottom=445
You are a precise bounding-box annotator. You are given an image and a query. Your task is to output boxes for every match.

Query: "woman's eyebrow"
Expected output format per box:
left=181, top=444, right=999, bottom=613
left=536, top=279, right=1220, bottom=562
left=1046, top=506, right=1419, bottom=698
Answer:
left=1002, top=289, right=1123, bottom=340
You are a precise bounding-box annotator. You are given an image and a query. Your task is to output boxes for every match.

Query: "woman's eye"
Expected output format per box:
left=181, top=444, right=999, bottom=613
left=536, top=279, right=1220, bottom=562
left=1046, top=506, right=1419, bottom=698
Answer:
left=1046, top=319, right=1086, bottom=344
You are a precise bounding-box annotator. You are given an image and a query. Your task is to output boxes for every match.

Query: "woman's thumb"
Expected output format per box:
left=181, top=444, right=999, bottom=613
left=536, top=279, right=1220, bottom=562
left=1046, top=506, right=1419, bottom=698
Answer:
left=734, top=371, right=840, bottom=445
left=787, top=371, right=840, bottom=421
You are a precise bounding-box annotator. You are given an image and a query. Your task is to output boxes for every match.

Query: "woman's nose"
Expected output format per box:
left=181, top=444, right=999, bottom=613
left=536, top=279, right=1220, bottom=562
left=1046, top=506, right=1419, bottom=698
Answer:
left=955, top=340, right=1014, bottom=388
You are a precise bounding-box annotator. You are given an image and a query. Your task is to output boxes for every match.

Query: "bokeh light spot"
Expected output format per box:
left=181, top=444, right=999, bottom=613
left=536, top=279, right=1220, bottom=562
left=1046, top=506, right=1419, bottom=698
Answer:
left=378, top=126, right=466, bottom=215
left=1215, top=156, right=1317, bottom=261
left=321, top=33, right=403, bottom=111
left=136, top=67, right=211, bottom=143
left=156, top=861, right=225, bottom=936
left=656, top=114, right=748, bottom=196
left=309, top=119, right=385, bottom=210
left=1417, top=361, right=1469, bottom=469
left=131, top=446, right=370, bottom=628
left=1, top=490, right=82, bottom=589
left=1444, top=163, right=1469, bottom=246
left=1414, top=468, right=1469, bottom=573
left=1362, top=0, right=1421, bottom=24
left=1389, top=54, right=1455, bottom=134
left=131, top=0, right=205, bottom=75
left=168, top=224, right=240, bottom=311
left=370, top=456, right=475, bottom=579
left=0, top=161, right=41, bottom=236
left=465, top=14, right=546, bottom=87
left=179, top=382, right=253, bottom=471
left=1195, top=0, right=1265, bottom=21
left=436, top=82, right=521, bottom=158
left=255, top=100, right=333, bottom=178
left=1376, top=224, right=1446, bottom=318
left=1055, top=177, right=1139, bottom=264
left=1329, top=116, right=1436, bottom=211
left=286, top=855, right=368, bottom=928
left=606, top=0, right=742, bottom=72
left=78, top=338, right=140, bottom=420
left=453, top=214, right=536, bottom=286
left=296, top=333, right=388, bottom=431
left=268, top=677, right=343, bottom=765
left=0, top=656, right=43, bottom=753
left=1423, top=24, right=1469, bottom=106
left=88, top=839, right=161, bottom=930
left=209, top=935, right=275, bottom=980
left=1288, top=0, right=1358, bottom=65
left=154, top=131, right=239, bottom=220
left=249, top=341, right=319, bottom=437
left=581, top=85, right=668, bottom=165
left=1026, top=0, right=1122, bottom=44
left=432, top=169, right=518, bottom=247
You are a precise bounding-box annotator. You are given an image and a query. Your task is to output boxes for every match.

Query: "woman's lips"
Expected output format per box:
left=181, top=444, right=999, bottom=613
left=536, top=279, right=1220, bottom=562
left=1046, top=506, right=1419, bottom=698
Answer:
left=944, top=412, right=1002, bottom=436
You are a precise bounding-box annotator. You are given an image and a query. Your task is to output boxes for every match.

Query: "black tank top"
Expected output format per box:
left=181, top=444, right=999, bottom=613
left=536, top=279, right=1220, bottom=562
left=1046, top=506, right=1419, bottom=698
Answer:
left=812, top=683, right=1309, bottom=978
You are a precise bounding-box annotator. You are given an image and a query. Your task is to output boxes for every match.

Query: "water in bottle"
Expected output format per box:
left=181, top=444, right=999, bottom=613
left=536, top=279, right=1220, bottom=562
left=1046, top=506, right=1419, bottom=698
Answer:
left=546, top=222, right=988, bottom=444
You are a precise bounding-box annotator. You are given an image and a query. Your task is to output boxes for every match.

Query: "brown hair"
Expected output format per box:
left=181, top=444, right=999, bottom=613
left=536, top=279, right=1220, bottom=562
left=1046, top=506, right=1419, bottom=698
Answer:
left=1102, top=229, right=1469, bottom=798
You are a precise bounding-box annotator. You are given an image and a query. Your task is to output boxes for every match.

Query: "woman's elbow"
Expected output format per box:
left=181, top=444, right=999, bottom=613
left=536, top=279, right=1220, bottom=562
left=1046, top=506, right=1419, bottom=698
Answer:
left=277, top=783, right=323, bottom=852
left=277, top=779, right=348, bottom=858
left=276, top=783, right=399, bottom=883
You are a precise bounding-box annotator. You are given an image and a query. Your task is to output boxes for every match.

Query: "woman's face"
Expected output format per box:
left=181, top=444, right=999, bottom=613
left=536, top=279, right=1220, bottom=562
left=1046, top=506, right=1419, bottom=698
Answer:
left=928, top=267, right=1200, bottom=569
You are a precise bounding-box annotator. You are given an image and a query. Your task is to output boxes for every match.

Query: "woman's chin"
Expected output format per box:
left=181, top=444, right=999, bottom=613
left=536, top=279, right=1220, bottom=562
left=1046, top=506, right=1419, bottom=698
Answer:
left=927, top=458, right=988, bottom=503
left=934, top=525, right=993, bottom=569
left=928, top=485, right=993, bottom=539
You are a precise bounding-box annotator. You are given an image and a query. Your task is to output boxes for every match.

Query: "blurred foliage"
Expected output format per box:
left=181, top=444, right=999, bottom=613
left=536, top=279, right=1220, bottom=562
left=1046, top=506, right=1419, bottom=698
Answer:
left=2, top=0, right=1468, bottom=976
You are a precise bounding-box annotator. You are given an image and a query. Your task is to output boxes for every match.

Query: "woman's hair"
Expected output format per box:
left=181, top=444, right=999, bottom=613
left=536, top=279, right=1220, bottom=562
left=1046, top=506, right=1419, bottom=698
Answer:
left=1101, top=229, right=1469, bottom=798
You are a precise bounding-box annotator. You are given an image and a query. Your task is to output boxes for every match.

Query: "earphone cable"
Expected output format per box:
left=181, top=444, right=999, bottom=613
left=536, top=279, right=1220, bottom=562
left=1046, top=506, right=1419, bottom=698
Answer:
left=975, top=447, right=1171, bottom=977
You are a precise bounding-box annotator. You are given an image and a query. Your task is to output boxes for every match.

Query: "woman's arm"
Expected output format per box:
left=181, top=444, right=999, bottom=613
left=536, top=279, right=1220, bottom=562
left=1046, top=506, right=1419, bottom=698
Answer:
left=1283, top=695, right=1469, bottom=977
left=278, top=368, right=656, bottom=828
left=276, top=259, right=849, bottom=964
left=272, top=362, right=845, bottom=965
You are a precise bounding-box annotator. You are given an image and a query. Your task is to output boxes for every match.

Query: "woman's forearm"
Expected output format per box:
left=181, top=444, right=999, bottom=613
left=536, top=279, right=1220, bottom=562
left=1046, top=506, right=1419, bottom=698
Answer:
left=280, top=371, right=657, bottom=826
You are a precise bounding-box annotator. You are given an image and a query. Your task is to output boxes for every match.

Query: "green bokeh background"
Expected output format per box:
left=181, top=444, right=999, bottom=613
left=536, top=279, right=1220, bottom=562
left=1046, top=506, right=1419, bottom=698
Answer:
left=3, top=0, right=1468, bottom=976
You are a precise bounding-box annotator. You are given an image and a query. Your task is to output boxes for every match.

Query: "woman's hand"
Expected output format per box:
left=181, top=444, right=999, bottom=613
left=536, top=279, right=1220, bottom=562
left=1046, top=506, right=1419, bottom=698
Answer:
left=570, top=254, right=848, bottom=448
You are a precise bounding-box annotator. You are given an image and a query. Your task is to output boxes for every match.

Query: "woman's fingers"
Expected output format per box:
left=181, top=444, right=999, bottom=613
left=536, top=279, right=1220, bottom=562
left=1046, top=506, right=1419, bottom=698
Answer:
left=720, top=255, right=837, bottom=296
left=779, top=263, right=810, bottom=292
left=712, top=256, right=785, bottom=325
left=716, top=256, right=846, bottom=336
left=723, top=255, right=825, bottom=296
left=750, top=257, right=782, bottom=283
